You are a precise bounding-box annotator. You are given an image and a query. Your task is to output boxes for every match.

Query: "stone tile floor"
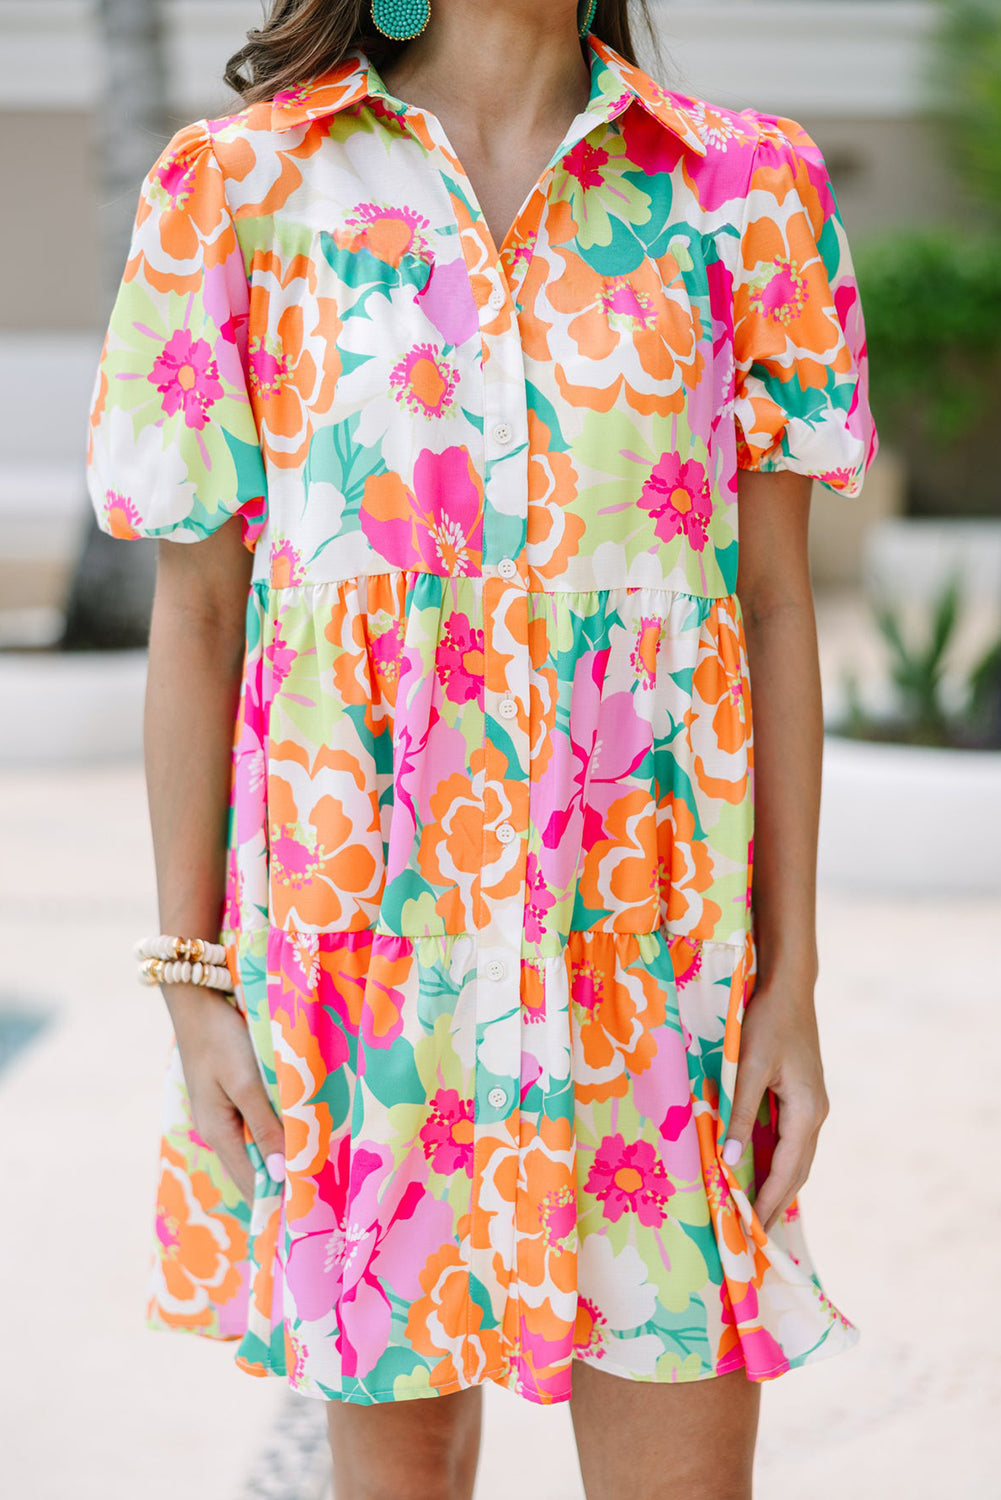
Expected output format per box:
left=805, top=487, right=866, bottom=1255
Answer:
left=1, top=749, right=997, bottom=1499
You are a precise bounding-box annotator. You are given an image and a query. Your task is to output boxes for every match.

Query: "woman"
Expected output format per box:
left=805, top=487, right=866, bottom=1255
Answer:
left=86, top=0, right=876, bottom=1494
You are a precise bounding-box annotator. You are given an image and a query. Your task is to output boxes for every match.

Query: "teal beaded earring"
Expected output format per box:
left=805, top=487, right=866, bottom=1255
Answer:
left=371, top=0, right=430, bottom=41
left=578, top=0, right=597, bottom=35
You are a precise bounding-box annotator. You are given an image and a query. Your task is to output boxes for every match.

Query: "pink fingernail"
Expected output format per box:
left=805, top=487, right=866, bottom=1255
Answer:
left=722, top=1138, right=742, bottom=1167
left=266, top=1153, right=286, bottom=1182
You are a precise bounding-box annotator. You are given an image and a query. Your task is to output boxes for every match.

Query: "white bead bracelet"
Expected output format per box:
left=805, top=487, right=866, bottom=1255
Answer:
left=138, top=956, right=235, bottom=993
left=134, top=933, right=229, bottom=966
left=135, top=934, right=235, bottom=993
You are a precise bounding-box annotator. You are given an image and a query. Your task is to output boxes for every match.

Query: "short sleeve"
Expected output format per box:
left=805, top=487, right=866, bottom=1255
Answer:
left=85, top=121, right=267, bottom=547
left=731, top=113, right=878, bottom=497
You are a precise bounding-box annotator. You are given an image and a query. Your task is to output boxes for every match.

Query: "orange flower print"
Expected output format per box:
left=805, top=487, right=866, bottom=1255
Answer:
left=102, top=491, right=143, bottom=540
left=548, top=249, right=704, bottom=415
left=574, top=1295, right=610, bottom=1361
left=514, top=1115, right=577, bottom=1295
left=631, top=616, right=662, bottom=690
left=246, top=250, right=343, bottom=468
left=333, top=201, right=433, bottom=267
left=685, top=608, right=751, bottom=805
left=285, top=1324, right=310, bottom=1387
left=405, top=1244, right=507, bottom=1391
left=390, top=343, right=459, bottom=419
left=152, top=1141, right=248, bottom=1325
left=659, top=796, right=723, bottom=941
left=578, top=789, right=659, bottom=931
left=736, top=208, right=851, bottom=389
left=526, top=409, right=585, bottom=586
left=416, top=771, right=483, bottom=926
left=668, top=932, right=704, bottom=991
left=568, top=936, right=666, bottom=1101
left=521, top=958, right=547, bottom=1025
left=269, top=536, right=306, bottom=588
left=131, top=127, right=237, bottom=293
left=267, top=759, right=383, bottom=929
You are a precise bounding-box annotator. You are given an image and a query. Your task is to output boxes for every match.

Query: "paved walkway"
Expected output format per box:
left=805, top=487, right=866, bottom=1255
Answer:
left=1, top=759, right=997, bottom=1498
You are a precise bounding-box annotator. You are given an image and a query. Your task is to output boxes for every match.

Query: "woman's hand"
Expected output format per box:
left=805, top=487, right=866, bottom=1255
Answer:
left=165, top=985, right=286, bottom=1206
left=721, top=975, right=830, bottom=1235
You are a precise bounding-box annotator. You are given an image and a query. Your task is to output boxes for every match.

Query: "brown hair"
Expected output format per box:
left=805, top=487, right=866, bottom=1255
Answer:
left=225, top=1, right=657, bottom=106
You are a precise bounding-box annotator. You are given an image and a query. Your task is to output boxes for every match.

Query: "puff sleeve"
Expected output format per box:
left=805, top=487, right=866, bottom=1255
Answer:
left=731, top=113, right=878, bottom=497
left=85, top=122, right=267, bottom=547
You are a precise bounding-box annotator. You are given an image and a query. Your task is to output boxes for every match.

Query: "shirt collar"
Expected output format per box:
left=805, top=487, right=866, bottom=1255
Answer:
left=268, top=34, right=707, bottom=157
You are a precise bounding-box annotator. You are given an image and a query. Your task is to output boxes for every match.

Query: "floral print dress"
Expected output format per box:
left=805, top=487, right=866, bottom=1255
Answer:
left=86, top=34, right=877, bottom=1406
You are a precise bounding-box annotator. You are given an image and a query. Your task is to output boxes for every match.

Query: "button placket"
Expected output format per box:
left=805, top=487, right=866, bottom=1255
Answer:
left=436, top=148, right=547, bottom=1308
left=472, top=333, right=531, bottom=1300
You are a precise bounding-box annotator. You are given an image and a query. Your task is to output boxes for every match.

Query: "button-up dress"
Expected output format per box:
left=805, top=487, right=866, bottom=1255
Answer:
left=86, top=34, right=877, bottom=1405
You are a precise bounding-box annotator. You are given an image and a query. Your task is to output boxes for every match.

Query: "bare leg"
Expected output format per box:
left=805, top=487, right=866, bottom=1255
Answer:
left=326, top=1385, right=483, bottom=1500
left=569, top=1362, right=761, bottom=1500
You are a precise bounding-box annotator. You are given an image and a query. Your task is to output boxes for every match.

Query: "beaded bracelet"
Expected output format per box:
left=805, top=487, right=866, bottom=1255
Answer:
left=135, top=934, right=235, bottom=994
left=134, top=934, right=228, bottom=965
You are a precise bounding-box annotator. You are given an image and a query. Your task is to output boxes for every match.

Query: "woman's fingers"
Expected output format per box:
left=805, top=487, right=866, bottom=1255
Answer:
left=753, top=1087, right=828, bottom=1231
left=752, top=1112, right=814, bottom=1232
left=173, top=994, right=286, bottom=1203
left=193, top=1088, right=257, bottom=1204
left=721, top=1056, right=768, bottom=1170
left=231, top=1069, right=286, bottom=1184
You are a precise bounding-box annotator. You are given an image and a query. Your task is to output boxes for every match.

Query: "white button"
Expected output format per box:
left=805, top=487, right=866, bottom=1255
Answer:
left=497, top=822, right=516, bottom=844
left=487, top=1086, right=507, bottom=1108
left=488, top=287, right=505, bottom=311
left=492, top=421, right=513, bottom=446
left=497, top=557, right=517, bottom=579
left=498, top=697, right=517, bottom=720
left=485, top=959, right=505, bottom=982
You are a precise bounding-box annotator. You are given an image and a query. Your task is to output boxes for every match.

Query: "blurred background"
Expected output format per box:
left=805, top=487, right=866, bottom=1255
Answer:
left=1, top=2, right=999, bottom=1498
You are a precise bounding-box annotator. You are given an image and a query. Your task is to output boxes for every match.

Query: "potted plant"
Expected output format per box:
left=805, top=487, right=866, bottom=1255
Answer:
left=820, top=580, right=1001, bottom=892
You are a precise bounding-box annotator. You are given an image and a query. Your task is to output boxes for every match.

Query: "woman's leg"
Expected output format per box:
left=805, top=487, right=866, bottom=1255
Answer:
left=569, top=1362, right=761, bottom=1500
left=326, top=1385, right=483, bottom=1500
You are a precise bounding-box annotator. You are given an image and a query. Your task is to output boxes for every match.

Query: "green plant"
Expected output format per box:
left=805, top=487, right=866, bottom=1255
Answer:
left=932, top=0, right=1001, bottom=221
left=853, top=232, right=1001, bottom=448
left=836, top=577, right=1001, bottom=750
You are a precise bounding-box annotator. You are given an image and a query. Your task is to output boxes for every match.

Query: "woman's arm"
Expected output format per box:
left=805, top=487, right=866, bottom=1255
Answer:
left=145, top=519, right=284, bottom=1203
left=726, top=467, right=830, bottom=1233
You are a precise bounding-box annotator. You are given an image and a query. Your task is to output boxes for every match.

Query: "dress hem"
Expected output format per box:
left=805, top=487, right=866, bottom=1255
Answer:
left=206, top=1320, right=861, bottom=1406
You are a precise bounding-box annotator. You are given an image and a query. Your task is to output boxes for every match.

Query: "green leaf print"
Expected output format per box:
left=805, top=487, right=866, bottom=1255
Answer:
left=525, top=381, right=570, bottom=451
left=303, top=411, right=387, bottom=550
left=358, top=1050, right=426, bottom=1110
left=319, top=230, right=432, bottom=299
left=310, top=1050, right=353, bottom=1130
left=222, top=428, right=268, bottom=507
